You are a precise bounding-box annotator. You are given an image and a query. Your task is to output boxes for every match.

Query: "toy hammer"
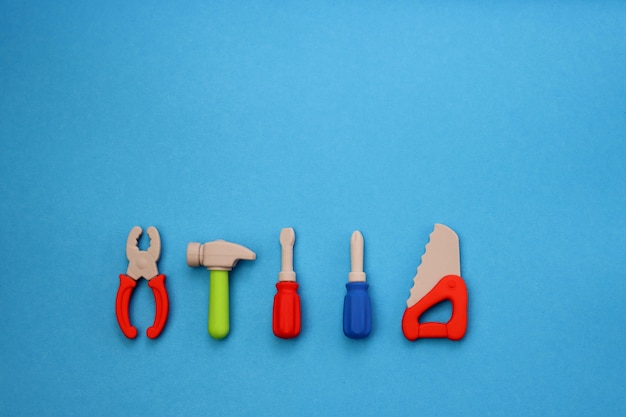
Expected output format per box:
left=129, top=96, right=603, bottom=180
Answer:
left=187, top=239, right=256, bottom=339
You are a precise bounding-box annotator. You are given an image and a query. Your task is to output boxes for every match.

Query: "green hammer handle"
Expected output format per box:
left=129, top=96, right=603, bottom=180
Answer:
left=209, top=270, right=230, bottom=339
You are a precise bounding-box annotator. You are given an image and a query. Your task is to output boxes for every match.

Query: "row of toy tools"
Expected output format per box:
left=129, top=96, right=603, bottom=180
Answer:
left=115, top=224, right=468, bottom=342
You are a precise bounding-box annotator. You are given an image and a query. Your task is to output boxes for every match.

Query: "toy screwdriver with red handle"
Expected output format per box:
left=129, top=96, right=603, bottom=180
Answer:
left=272, top=227, right=301, bottom=338
left=115, top=226, right=169, bottom=339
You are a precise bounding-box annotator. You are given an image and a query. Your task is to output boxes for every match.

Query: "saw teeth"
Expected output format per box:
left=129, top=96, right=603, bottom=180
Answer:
left=406, top=224, right=460, bottom=308
left=408, top=229, right=438, bottom=301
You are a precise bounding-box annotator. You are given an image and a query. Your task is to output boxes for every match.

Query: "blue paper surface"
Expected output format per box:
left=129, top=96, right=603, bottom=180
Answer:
left=1, top=2, right=625, bottom=416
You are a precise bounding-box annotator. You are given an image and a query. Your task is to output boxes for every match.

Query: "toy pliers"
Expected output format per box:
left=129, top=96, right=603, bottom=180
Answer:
left=115, top=226, right=169, bottom=339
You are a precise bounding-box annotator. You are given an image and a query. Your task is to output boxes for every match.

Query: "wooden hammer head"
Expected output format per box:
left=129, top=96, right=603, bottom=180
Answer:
left=186, top=240, right=256, bottom=271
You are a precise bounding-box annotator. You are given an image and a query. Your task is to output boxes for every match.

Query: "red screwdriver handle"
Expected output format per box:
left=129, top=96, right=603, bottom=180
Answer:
left=402, top=275, right=468, bottom=341
left=147, top=274, right=169, bottom=339
left=116, top=274, right=138, bottom=339
left=272, top=281, right=301, bottom=339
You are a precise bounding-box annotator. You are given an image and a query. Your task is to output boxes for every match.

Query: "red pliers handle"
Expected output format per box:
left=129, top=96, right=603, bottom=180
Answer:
left=115, top=274, right=169, bottom=339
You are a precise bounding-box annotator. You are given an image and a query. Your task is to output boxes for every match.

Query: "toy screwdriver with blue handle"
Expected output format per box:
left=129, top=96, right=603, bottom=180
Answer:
left=343, top=230, right=372, bottom=338
left=115, top=226, right=169, bottom=339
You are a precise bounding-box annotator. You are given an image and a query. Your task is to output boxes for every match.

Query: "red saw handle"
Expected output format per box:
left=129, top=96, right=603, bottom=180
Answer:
left=272, top=281, right=301, bottom=339
left=147, top=274, right=169, bottom=339
left=402, top=275, right=468, bottom=341
left=116, top=274, right=138, bottom=339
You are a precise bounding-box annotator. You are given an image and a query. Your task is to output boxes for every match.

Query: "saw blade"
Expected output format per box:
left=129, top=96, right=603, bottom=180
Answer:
left=406, top=224, right=460, bottom=308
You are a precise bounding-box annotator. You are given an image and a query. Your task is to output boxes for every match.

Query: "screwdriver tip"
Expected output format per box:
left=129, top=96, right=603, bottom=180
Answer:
left=280, top=227, right=295, bottom=247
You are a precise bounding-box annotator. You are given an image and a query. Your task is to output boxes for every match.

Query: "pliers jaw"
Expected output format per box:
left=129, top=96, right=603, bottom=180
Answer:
left=126, top=226, right=161, bottom=280
left=116, top=226, right=169, bottom=339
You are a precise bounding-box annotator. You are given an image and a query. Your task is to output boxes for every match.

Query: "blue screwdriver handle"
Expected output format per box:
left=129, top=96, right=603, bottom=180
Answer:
left=343, top=282, right=371, bottom=339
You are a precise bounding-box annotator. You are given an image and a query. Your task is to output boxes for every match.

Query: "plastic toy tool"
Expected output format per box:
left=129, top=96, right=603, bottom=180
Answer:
left=272, top=228, right=301, bottom=339
left=402, top=224, right=468, bottom=341
left=187, top=239, right=256, bottom=339
left=343, top=231, right=372, bottom=339
left=116, top=226, right=169, bottom=339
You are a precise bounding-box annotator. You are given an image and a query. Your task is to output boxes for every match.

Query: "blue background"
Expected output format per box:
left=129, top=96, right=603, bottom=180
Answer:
left=1, top=1, right=625, bottom=416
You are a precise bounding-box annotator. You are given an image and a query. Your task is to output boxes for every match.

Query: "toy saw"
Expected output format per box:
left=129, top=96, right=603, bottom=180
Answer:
left=402, top=224, right=468, bottom=341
